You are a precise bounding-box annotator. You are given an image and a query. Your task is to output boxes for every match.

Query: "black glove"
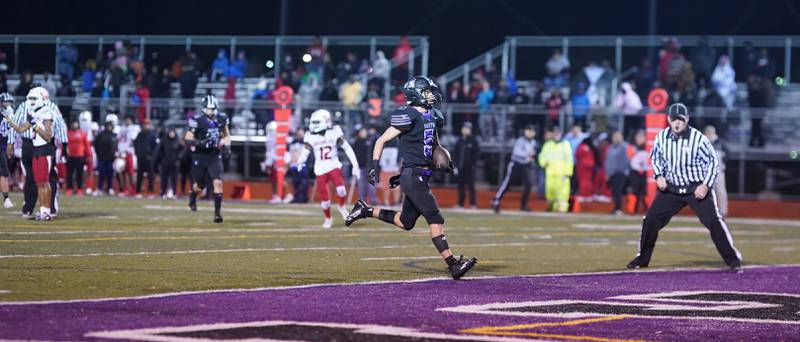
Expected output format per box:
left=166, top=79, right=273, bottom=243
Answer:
left=367, top=159, right=379, bottom=185
left=388, top=174, right=401, bottom=189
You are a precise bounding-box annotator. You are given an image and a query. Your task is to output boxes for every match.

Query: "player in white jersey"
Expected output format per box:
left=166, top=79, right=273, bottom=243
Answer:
left=297, top=109, right=360, bottom=228
left=78, top=111, right=99, bottom=194
left=116, top=115, right=140, bottom=195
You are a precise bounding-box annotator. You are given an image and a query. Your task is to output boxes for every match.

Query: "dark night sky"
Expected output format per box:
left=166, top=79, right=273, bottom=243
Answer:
left=6, top=0, right=800, bottom=74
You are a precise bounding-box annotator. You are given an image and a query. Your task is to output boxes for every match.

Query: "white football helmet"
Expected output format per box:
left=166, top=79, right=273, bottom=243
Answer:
left=308, top=109, right=332, bottom=133
left=79, top=111, right=93, bottom=125
left=266, top=120, right=278, bottom=136
left=26, top=87, right=49, bottom=109
left=105, top=113, right=119, bottom=127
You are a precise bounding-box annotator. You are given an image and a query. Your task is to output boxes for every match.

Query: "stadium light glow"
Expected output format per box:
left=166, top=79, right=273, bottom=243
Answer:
left=265, top=60, right=275, bottom=69
left=302, top=53, right=312, bottom=63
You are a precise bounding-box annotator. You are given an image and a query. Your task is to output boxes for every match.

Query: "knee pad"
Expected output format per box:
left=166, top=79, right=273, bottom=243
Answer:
left=335, top=186, right=346, bottom=198
left=399, top=212, right=417, bottom=231
left=320, top=200, right=331, bottom=210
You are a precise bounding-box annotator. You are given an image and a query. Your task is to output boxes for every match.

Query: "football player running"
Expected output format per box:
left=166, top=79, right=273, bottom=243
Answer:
left=345, top=76, right=477, bottom=279
left=185, top=95, right=230, bottom=223
left=297, top=109, right=360, bottom=228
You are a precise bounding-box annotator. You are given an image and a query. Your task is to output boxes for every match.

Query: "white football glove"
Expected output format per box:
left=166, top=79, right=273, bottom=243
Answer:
left=351, top=167, right=360, bottom=180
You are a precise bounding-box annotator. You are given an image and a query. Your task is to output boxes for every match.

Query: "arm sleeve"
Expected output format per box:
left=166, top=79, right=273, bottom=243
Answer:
left=53, top=106, right=68, bottom=145
left=701, top=136, right=719, bottom=188
left=390, top=109, right=413, bottom=132
left=340, top=138, right=359, bottom=170
left=650, top=132, right=665, bottom=179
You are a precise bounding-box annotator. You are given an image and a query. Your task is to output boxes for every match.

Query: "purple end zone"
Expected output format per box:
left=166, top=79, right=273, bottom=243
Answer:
left=1, top=266, right=799, bottom=341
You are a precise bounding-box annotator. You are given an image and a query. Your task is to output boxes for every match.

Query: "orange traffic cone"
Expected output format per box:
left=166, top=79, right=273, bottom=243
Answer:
left=572, top=196, right=582, bottom=213
left=625, top=194, right=636, bottom=214
left=240, top=184, right=252, bottom=201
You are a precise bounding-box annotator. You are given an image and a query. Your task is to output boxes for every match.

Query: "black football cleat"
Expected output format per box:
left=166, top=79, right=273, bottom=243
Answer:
left=728, top=259, right=743, bottom=273
left=214, top=214, right=223, bottom=223
left=189, top=201, right=197, bottom=212
left=345, top=198, right=372, bottom=227
left=449, top=255, right=478, bottom=280
left=491, top=200, right=500, bottom=214
left=626, top=256, right=649, bottom=269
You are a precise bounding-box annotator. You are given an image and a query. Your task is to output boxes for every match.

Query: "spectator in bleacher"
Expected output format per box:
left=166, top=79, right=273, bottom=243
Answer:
left=65, top=120, right=90, bottom=197
left=672, top=62, right=698, bottom=108
left=109, top=63, right=126, bottom=98
left=747, top=74, right=775, bottom=147
left=179, top=51, right=201, bottom=100
left=544, top=49, right=570, bottom=89
left=15, top=71, right=33, bottom=97
left=298, top=72, right=322, bottom=107
left=156, top=128, right=181, bottom=199
left=545, top=88, right=565, bottom=128
left=570, top=82, right=591, bottom=129
left=211, top=49, right=229, bottom=82
left=353, top=126, right=378, bottom=205
left=56, top=78, right=75, bottom=116
left=494, top=79, right=511, bottom=104
left=613, top=82, right=644, bottom=136
left=691, top=36, right=716, bottom=86
left=319, top=78, right=339, bottom=102
left=658, top=38, right=682, bottom=85
left=447, top=80, right=467, bottom=103
left=307, top=36, right=326, bottom=74
left=711, top=55, right=736, bottom=110
left=634, top=58, right=656, bottom=101
left=132, top=119, right=155, bottom=184
left=454, top=122, right=480, bottom=209
left=476, top=80, right=495, bottom=140
left=392, top=36, right=412, bottom=81
left=40, top=71, right=58, bottom=99
left=628, top=130, right=649, bottom=213
left=339, top=75, right=365, bottom=127
left=81, top=60, right=97, bottom=93
left=94, top=121, right=118, bottom=196
left=0, top=50, right=8, bottom=77
left=509, top=85, right=532, bottom=132
left=372, top=51, right=390, bottom=88
left=57, top=40, right=78, bottom=81
left=574, top=136, right=597, bottom=202
left=605, top=131, right=630, bottom=215
left=134, top=82, right=150, bottom=124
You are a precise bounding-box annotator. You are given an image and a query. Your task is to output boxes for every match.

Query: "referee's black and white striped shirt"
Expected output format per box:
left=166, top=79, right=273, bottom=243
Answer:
left=7, top=102, right=68, bottom=145
left=651, top=126, right=719, bottom=188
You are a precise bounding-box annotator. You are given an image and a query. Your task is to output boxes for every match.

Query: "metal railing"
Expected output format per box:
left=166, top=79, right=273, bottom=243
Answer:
left=440, top=35, right=798, bottom=89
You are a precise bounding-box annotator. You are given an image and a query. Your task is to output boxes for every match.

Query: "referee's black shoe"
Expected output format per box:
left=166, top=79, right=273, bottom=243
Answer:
left=214, top=214, right=223, bottom=223
left=626, top=256, right=649, bottom=269
left=728, top=259, right=743, bottom=273
left=345, top=198, right=372, bottom=227
left=449, top=255, right=478, bottom=280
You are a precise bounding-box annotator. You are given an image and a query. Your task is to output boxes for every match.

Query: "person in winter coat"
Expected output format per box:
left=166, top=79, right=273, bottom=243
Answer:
left=613, top=82, right=644, bottom=136
left=94, top=122, right=118, bottom=195
left=605, top=131, right=630, bottom=215
left=575, top=136, right=597, bottom=202
left=133, top=121, right=158, bottom=196
left=454, top=122, right=480, bottom=209
left=539, top=127, right=573, bottom=212
left=156, top=128, right=182, bottom=199
left=711, top=55, right=737, bottom=110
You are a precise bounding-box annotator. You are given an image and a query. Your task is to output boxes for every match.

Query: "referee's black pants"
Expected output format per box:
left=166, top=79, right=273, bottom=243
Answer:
left=493, top=161, right=533, bottom=209
left=21, top=140, right=59, bottom=215
left=637, top=190, right=742, bottom=266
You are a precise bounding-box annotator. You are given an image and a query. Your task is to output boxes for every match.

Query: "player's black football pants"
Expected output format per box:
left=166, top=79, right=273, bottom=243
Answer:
left=636, top=190, right=741, bottom=266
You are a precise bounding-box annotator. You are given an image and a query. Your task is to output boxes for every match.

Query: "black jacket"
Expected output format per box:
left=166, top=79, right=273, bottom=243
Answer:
left=94, top=130, right=118, bottom=162
left=454, top=134, right=480, bottom=169
left=352, top=136, right=374, bottom=169
left=134, top=129, right=158, bottom=159
left=156, top=136, right=182, bottom=166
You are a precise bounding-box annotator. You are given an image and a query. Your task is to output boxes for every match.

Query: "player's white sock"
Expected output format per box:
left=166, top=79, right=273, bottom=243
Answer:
left=337, top=205, right=349, bottom=221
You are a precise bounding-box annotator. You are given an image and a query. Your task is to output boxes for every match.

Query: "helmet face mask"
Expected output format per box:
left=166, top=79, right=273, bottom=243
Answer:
left=26, top=87, right=49, bottom=109
left=403, top=76, right=442, bottom=109
left=308, top=109, right=332, bottom=133
left=201, top=95, right=219, bottom=116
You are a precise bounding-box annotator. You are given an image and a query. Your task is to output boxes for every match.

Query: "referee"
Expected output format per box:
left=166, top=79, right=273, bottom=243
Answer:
left=627, top=103, right=742, bottom=272
left=7, top=87, right=68, bottom=218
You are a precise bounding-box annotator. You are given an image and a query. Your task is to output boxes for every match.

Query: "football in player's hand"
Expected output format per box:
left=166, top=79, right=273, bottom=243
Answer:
left=432, top=146, right=452, bottom=169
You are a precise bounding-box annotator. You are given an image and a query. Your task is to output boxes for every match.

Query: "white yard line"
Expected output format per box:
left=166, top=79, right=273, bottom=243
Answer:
left=143, top=205, right=317, bottom=216
left=361, top=256, right=442, bottom=261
